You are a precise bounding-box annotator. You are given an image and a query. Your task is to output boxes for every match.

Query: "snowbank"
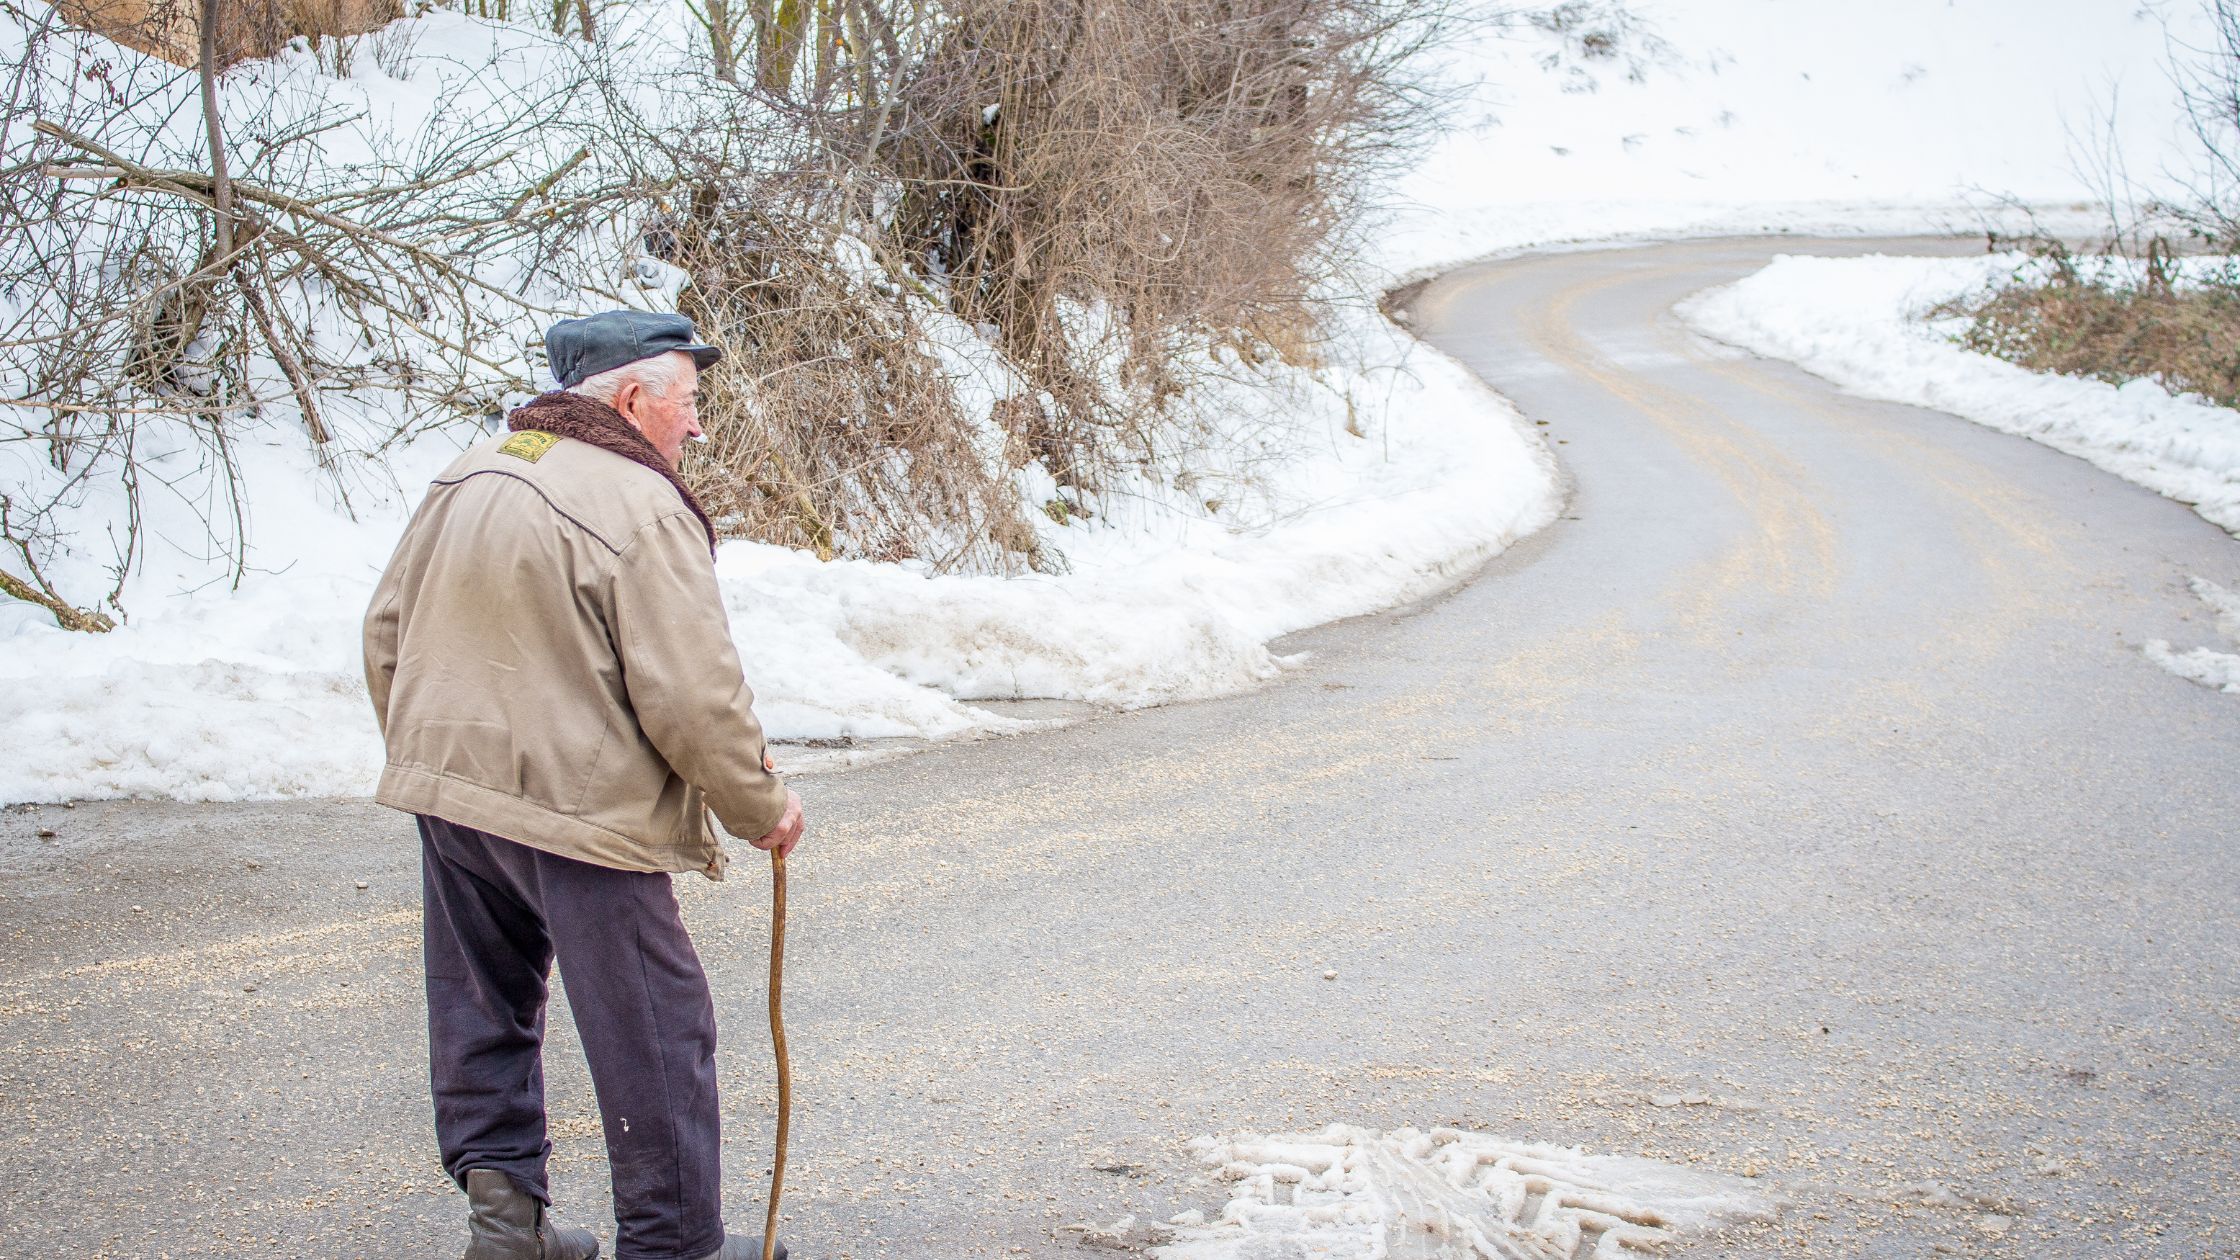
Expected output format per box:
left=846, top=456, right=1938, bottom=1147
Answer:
left=708, top=298, right=1562, bottom=741
left=1676, top=252, right=2240, bottom=536
left=2147, top=577, right=2240, bottom=695
left=0, top=296, right=1557, bottom=802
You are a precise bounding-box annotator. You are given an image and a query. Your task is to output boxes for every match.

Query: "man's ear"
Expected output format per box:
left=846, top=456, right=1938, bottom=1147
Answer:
left=610, top=378, right=640, bottom=423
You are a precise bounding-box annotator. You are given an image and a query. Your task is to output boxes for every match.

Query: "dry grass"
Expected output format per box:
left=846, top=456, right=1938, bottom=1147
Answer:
left=1939, top=239, right=2240, bottom=410
left=1940, top=1, right=2240, bottom=413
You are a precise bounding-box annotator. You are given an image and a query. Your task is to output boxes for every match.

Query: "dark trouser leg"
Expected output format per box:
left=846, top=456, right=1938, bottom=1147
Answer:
left=536, top=854, right=726, bottom=1260
left=420, top=814, right=557, bottom=1204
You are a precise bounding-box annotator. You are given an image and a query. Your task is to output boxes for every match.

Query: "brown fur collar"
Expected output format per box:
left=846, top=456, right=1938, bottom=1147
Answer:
left=507, top=390, right=715, bottom=555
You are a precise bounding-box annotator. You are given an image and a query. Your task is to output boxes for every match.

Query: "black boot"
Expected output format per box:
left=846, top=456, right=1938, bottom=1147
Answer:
left=693, top=1235, right=789, bottom=1260
left=462, top=1168, right=601, bottom=1260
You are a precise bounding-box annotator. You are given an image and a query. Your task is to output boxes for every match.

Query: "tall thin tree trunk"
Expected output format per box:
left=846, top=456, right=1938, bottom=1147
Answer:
left=812, top=0, right=838, bottom=97
left=759, top=0, right=809, bottom=96
left=198, top=0, right=233, bottom=265
left=708, top=0, right=738, bottom=81
left=198, top=0, right=330, bottom=447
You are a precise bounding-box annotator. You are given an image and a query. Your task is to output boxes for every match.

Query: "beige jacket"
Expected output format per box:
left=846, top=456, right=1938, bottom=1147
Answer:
left=363, top=428, right=787, bottom=877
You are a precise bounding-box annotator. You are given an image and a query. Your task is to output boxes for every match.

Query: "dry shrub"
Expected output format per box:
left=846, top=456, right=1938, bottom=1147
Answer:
left=1527, top=0, right=1670, bottom=85
left=1937, top=4, right=2240, bottom=412
left=638, top=0, right=1456, bottom=574
left=52, top=0, right=400, bottom=68
left=885, top=0, right=1443, bottom=476
left=662, top=198, right=1042, bottom=571
left=622, top=77, right=1058, bottom=574
left=1939, top=238, right=2240, bottom=409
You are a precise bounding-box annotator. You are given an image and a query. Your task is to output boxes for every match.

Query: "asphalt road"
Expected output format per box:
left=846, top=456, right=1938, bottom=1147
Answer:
left=3, top=237, right=2236, bottom=1260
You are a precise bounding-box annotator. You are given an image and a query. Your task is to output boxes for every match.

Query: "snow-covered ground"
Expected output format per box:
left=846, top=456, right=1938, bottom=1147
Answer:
left=1381, top=0, right=2205, bottom=278
left=2147, top=577, right=2240, bottom=694
left=2, top=0, right=2219, bottom=802
left=0, top=282, right=1557, bottom=800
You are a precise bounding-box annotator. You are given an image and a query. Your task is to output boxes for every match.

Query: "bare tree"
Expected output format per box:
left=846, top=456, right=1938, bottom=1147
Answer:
left=2170, top=0, right=2240, bottom=247
left=0, top=10, right=625, bottom=625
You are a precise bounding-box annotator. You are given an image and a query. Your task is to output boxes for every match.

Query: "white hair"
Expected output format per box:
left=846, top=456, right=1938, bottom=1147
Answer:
left=569, top=349, right=694, bottom=405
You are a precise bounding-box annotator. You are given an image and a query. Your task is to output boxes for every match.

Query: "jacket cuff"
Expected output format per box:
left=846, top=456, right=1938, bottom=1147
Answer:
left=711, top=771, right=789, bottom=842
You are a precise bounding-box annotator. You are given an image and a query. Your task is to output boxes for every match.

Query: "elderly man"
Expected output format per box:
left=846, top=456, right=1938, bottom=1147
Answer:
left=364, top=311, right=802, bottom=1260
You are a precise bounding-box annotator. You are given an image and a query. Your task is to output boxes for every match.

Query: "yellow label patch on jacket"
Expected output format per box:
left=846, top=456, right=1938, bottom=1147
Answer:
left=498, top=430, right=561, bottom=463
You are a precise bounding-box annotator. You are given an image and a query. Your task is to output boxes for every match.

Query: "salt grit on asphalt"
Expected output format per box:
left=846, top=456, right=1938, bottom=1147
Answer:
left=1095, top=1126, right=1773, bottom=1260
left=1676, top=253, right=2240, bottom=538
left=1677, top=252, right=2240, bottom=699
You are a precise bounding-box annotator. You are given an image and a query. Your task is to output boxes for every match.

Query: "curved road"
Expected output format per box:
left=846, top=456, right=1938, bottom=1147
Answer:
left=3, top=238, right=2236, bottom=1259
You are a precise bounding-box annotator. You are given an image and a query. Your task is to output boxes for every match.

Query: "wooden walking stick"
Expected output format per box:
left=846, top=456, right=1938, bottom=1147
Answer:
left=764, top=847, right=790, bottom=1260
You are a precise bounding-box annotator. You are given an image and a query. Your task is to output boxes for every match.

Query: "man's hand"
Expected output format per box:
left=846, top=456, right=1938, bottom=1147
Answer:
left=751, top=790, right=804, bottom=859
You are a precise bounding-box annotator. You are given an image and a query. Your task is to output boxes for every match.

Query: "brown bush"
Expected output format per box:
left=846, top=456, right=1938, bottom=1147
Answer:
left=1940, top=239, right=2240, bottom=409
left=1941, top=4, right=2240, bottom=413
left=642, top=0, right=1455, bottom=573
left=885, top=0, right=1440, bottom=450
left=54, top=0, right=400, bottom=68
left=663, top=198, right=1044, bottom=572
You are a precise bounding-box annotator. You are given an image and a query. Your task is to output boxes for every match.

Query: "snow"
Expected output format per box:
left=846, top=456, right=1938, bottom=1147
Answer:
left=2146, top=577, right=2240, bottom=695
left=1378, top=0, right=2204, bottom=277
left=1675, top=252, right=2240, bottom=537
left=711, top=300, right=1562, bottom=742
left=0, top=432, right=461, bottom=802
left=1145, top=1125, right=1774, bottom=1259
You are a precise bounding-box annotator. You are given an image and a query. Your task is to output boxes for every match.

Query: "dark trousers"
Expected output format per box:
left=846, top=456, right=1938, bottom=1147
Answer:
left=419, top=814, right=727, bottom=1260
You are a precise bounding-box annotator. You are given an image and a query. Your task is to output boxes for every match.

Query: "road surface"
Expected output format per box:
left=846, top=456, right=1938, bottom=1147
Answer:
left=3, top=237, right=2235, bottom=1259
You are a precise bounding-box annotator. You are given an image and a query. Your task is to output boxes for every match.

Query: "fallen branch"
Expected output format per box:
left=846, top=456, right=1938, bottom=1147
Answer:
left=235, top=253, right=332, bottom=444
left=0, top=498, right=116, bottom=632
left=0, top=565, right=113, bottom=631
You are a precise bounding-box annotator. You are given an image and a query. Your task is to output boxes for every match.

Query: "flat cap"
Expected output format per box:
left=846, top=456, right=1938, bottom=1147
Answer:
left=544, top=310, right=722, bottom=388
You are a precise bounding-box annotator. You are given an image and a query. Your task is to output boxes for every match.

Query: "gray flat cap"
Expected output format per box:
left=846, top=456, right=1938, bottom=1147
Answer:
left=545, top=310, right=722, bottom=387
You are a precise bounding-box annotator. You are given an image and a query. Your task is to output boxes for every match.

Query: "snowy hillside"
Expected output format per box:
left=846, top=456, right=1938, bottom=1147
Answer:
left=0, top=0, right=1573, bottom=802
left=1382, top=0, right=2206, bottom=275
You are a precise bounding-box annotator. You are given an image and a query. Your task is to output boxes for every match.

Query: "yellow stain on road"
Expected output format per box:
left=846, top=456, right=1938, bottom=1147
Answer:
left=1529, top=264, right=1841, bottom=635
